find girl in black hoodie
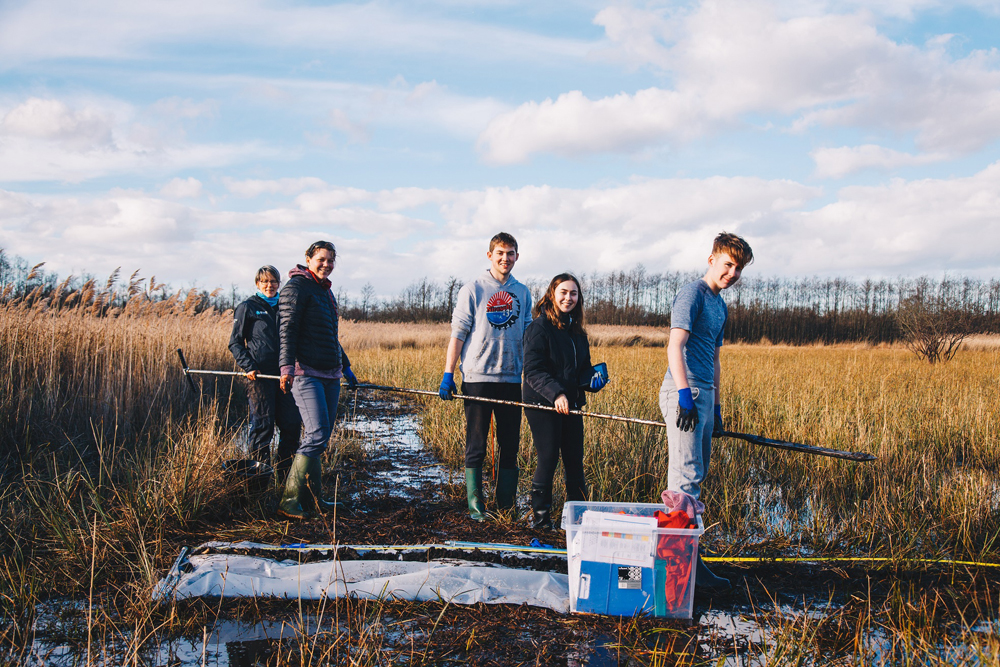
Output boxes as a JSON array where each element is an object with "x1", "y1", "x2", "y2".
[{"x1": 522, "y1": 273, "x2": 607, "y2": 529}]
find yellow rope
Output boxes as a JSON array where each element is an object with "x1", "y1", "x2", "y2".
[{"x1": 703, "y1": 556, "x2": 1000, "y2": 568}]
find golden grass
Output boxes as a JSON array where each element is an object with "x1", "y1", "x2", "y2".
[
  {"x1": 3, "y1": 305, "x2": 1000, "y2": 664},
  {"x1": 351, "y1": 342, "x2": 1000, "y2": 564},
  {"x1": 340, "y1": 320, "x2": 451, "y2": 350}
]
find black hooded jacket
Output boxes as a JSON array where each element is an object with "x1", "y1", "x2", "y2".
[
  {"x1": 522, "y1": 314, "x2": 595, "y2": 410},
  {"x1": 278, "y1": 266, "x2": 351, "y2": 372},
  {"x1": 229, "y1": 294, "x2": 280, "y2": 375}
]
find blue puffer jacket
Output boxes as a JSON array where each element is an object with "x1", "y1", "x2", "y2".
[{"x1": 278, "y1": 265, "x2": 351, "y2": 372}]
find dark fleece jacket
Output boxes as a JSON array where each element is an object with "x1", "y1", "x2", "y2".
[{"x1": 228, "y1": 294, "x2": 280, "y2": 374}]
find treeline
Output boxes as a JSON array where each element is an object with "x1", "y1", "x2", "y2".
[
  {"x1": 338, "y1": 267, "x2": 1000, "y2": 344},
  {"x1": 4, "y1": 248, "x2": 999, "y2": 343}
]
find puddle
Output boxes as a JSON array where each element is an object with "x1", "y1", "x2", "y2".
[{"x1": 341, "y1": 409, "x2": 454, "y2": 498}]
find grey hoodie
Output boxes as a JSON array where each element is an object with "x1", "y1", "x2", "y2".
[{"x1": 451, "y1": 271, "x2": 533, "y2": 383}]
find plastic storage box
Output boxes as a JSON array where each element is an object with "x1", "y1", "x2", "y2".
[{"x1": 562, "y1": 501, "x2": 704, "y2": 619}]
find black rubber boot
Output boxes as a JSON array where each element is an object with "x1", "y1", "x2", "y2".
[
  {"x1": 304, "y1": 455, "x2": 340, "y2": 514},
  {"x1": 696, "y1": 554, "x2": 732, "y2": 593},
  {"x1": 495, "y1": 468, "x2": 519, "y2": 512},
  {"x1": 465, "y1": 468, "x2": 486, "y2": 522},
  {"x1": 277, "y1": 454, "x2": 311, "y2": 520},
  {"x1": 530, "y1": 483, "x2": 552, "y2": 530}
]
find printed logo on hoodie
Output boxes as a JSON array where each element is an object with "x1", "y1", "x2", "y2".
[{"x1": 486, "y1": 290, "x2": 520, "y2": 329}]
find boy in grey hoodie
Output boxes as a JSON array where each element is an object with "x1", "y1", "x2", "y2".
[{"x1": 439, "y1": 232, "x2": 533, "y2": 521}]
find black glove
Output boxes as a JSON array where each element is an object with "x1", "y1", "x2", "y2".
[
  {"x1": 712, "y1": 404, "x2": 724, "y2": 437},
  {"x1": 676, "y1": 387, "x2": 699, "y2": 432}
]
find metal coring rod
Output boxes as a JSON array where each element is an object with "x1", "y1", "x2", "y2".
[
  {"x1": 356, "y1": 383, "x2": 876, "y2": 462},
  {"x1": 175, "y1": 349, "x2": 876, "y2": 462}
]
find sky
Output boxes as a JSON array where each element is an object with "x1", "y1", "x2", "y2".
[{"x1": 1, "y1": 0, "x2": 1000, "y2": 295}]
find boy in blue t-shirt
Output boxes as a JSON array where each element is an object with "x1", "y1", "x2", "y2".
[{"x1": 659, "y1": 231, "x2": 753, "y2": 593}]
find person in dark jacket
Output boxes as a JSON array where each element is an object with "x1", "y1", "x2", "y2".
[
  {"x1": 228, "y1": 265, "x2": 302, "y2": 481},
  {"x1": 522, "y1": 273, "x2": 607, "y2": 529},
  {"x1": 277, "y1": 240, "x2": 359, "y2": 520}
]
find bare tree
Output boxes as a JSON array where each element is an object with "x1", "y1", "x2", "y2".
[
  {"x1": 360, "y1": 282, "x2": 376, "y2": 321},
  {"x1": 895, "y1": 285, "x2": 973, "y2": 364}
]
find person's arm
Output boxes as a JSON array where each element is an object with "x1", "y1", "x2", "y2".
[
  {"x1": 443, "y1": 336, "x2": 463, "y2": 374},
  {"x1": 278, "y1": 283, "x2": 302, "y2": 393},
  {"x1": 668, "y1": 328, "x2": 698, "y2": 432},
  {"x1": 228, "y1": 302, "x2": 258, "y2": 377},
  {"x1": 438, "y1": 336, "x2": 463, "y2": 399},
  {"x1": 441, "y1": 284, "x2": 473, "y2": 399},
  {"x1": 667, "y1": 328, "x2": 690, "y2": 391}
]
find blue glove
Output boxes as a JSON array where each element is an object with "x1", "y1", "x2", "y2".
[
  {"x1": 713, "y1": 404, "x2": 724, "y2": 437},
  {"x1": 676, "y1": 388, "x2": 698, "y2": 432},
  {"x1": 439, "y1": 372, "x2": 457, "y2": 400},
  {"x1": 342, "y1": 366, "x2": 358, "y2": 390},
  {"x1": 589, "y1": 366, "x2": 608, "y2": 391}
]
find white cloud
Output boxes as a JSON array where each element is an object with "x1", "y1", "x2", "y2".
[
  {"x1": 224, "y1": 177, "x2": 328, "y2": 198},
  {"x1": 1, "y1": 97, "x2": 114, "y2": 151},
  {"x1": 0, "y1": 0, "x2": 590, "y2": 68},
  {"x1": 160, "y1": 177, "x2": 204, "y2": 199},
  {"x1": 477, "y1": 88, "x2": 704, "y2": 164},
  {"x1": 764, "y1": 161, "x2": 1000, "y2": 274},
  {"x1": 479, "y1": 0, "x2": 1000, "y2": 165},
  {"x1": 811, "y1": 144, "x2": 949, "y2": 178},
  {"x1": 327, "y1": 109, "x2": 369, "y2": 143},
  {"x1": 148, "y1": 97, "x2": 219, "y2": 120},
  {"x1": 6, "y1": 163, "x2": 1000, "y2": 293},
  {"x1": 0, "y1": 96, "x2": 275, "y2": 183}
]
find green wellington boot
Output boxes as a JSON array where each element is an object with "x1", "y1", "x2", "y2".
[
  {"x1": 465, "y1": 467, "x2": 487, "y2": 522},
  {"x1": 304, "y1": 455, "x2": 341, "y2": 514},
  {"x1": 495, "y1": 467, "x2": 519, "y2": 512},
  {"x1": 277, "y1": 454, "x2": 312, "y2": 520}
]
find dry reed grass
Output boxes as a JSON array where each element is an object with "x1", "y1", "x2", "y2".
[
  {"x1": 339, "y1": 321, "x2": 451, "y2": 350},
  {"x1": 390, "y1": 343, "x2": 1000, "y2": 564},
  {"x1": 3, "y1": 302, "x2": 999, "y2": 664}
]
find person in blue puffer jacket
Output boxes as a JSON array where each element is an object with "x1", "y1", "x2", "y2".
[
  {"x1": 228, "y1": 265, "x2": 302, "y2": 482},
  {"x1": 277, "y1": 241, "x2": 359, "y2": 520}
]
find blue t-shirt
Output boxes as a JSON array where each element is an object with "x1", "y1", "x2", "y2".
[{"x1": 669, "y1": 280, "x2": 727, "y2": 387}]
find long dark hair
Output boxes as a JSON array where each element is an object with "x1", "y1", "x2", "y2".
[{"x1": 532, "y1": 273, "x2": 585, "y2": 334}]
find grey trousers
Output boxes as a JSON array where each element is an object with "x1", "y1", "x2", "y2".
[
  {"x1": 658, "y1": 373, "x2": 715, "y2": 501},
  {"x1": 290, "y1": 375, "x2": 341, "y2": 459}
]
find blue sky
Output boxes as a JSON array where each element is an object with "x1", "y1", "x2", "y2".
[{"x1": 1, "y1": 0, "x2": 999, "y2": 294}]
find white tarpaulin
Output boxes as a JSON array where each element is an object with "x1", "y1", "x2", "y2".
[{"x1": 153, "y1": 549, "x2": 570, "y2": 613}]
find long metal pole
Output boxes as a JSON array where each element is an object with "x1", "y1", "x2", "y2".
[
  {"x1": 175, "y1": 351, "x2": 875, "y2": 462},
  {"x1": 355, "y1": 383, "x2": 876, "y2": 462}
]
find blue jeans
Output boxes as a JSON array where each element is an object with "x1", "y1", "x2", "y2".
[
  {"x1": 290, "y1": 376, "x2": 341, "y2": 459},
  {"x1": 658, "y1": 372, "x2": 715, "y2": 500}
]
